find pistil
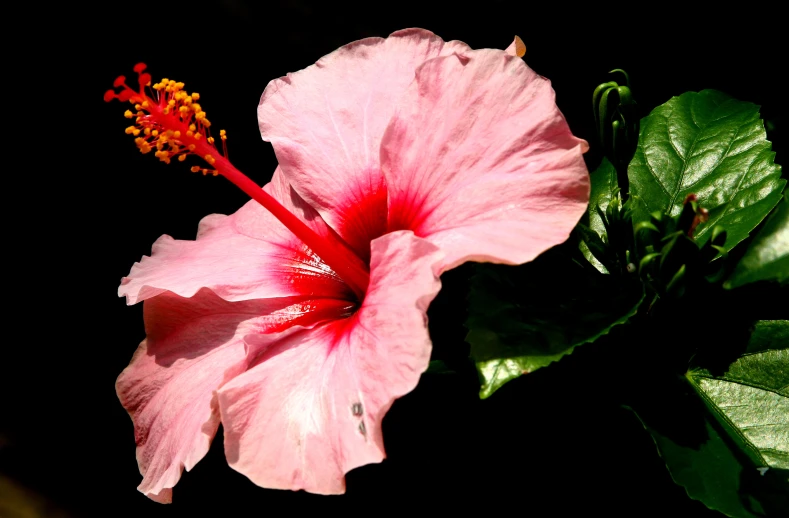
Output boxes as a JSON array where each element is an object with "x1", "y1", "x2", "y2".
[{"x1": 105, "y1": 64, "x2": 370, "y2": 299}]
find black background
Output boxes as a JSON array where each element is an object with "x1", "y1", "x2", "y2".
[{"x1": 4, "y1": 1, "x2": 784, "y2": 515}]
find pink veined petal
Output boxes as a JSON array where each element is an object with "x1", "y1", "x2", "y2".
[
  {"x1": 381, "y1": 49, "x2": 590, "y2": 273},
  {"x1": 117, "y1": 288, "x2": 355, "y2": 502},
  {"x1": 257, "y1": 28, "x2": 470, "y2": 262},
  {"x1": 118, "y1": 168, "x2": 352, "y2": 305},
  {"x1": 217, "y1": 231, "x2": 444, "y2": 494}
]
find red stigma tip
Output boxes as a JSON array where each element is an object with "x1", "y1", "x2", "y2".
[
  {"x1": 118, "y1": 90, "x2": 133, "y2": 102},
  {"x1": 133, "y1": 63, "x2": 147, "y2": 73},
  {"x1": 104, "y1": 90, "x2": 117, "y2": 102},
  {"x1": 113, "y1": 75, "x2": 127, "y2": 88},
  {"x1": 138, "y1": 72, "x2": 152, "y2": 87}
]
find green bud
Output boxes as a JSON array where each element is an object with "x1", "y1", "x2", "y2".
[
  {"x1": 665, "y1": 264, "x2": 687, "y2": 298},
  {"x1": 639, "y1": 252, "x2": 661, "y2": 276}
]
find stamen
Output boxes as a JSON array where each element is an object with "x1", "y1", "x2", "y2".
[{"x1": 105, "y1": 64, "x2": 370, "y2": 299}]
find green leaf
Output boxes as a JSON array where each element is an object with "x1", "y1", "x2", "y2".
[
  {"x1": 634, "y1": 321, "x2": 789, "y2": 517},
  {"x1": 726, "y1": 194, "x2": 789, "y2": 289},
  {"x1": 466, "y1": 244, "x2": 643, "y2": 398},
  {"x1": 589, "y1": 157, "x2": 619, "y2": 237},
  {"x1": 579, "y1": 158, "x2": 618, "y2": 272},
  {"x1": 628, "y1": 89, "x2": 785, "y2": 251}
]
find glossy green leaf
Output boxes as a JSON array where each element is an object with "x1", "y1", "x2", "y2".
[
  {"x1": 589, "y1": 157, "x2": 619, "y2": 237},
  {"x1": 628, "y1": 90, "x2": 785, "y2": 251},
  {"x1": 466, "y1": 244, "x2": 643, "y2": 398},
  {"x1": 580, "y1": 158, "x2": 618, "y2": 272},
  {"x1": 635, "y1": 321, "x2": 789, "y2": 517},
  {"x1": 726, "y1": 194, "x2": 789, "y2": 289}
]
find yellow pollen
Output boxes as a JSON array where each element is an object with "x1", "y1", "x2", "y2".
[{"x1": 113, "y1": 68, "x2": 227, "y2": 177}]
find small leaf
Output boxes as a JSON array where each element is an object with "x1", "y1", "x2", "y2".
[
  {"x1": 726, "y1": 194, "x2": 789, "y2": 289},
  {"x1": 466, "y1": 244, "x2": 643, "y2": 398},
  {"x1": 628, "y1": 90, "x2": 785, "y2": 251},
  {"x1": 633, "y1": 321, "x2": 789, "y2": 517},
  {"x1": 579, "y1": 158, "x2": 618, "y2": 272},
  {"x1": 589, "y1": 157, "x2": 618, "y2": 237}
]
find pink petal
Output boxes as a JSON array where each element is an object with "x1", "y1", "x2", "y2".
[
  {"x1": 116, "y1": 290, "x2": 257, "y2": 502},
  {"x1": 217, "y1": 231, "x2": 443, "y2": 494},
  {"x1": 118, "y1": 168, "x2": 352, "y2": 305},
  {"x1": 257, "y1": 28, "x2": 469, "y2": 261},
  {"x1": 382, "y1": 49, "x2": 590, "y2": 272},
  {"x1": 117, "y1": 288, "x2": 355, "y2": 502}
]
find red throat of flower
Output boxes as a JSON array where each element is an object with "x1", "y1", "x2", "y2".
[{"x1": 105, "y1": 64, "x2": 370, "y2": 299}]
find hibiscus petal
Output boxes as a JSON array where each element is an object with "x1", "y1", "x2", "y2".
[
  {"x1": 257, "y1": 28, "x2": 470, "y2": 261},
  {"x1": 117, "y1": 289, "x2": 262, "y2": 502},
  {"x1": 381, "y1": 49, "x2": 590, "y2": 272},
  {"x1": 118, "y1": 169, "x2": 352, "y2": 305},
  {"x1": 217, "y1": 231, "x2": 443, "y2": 494},
  {"x1": 118, "y1": 287, "x2": 354, "y2": 502}
]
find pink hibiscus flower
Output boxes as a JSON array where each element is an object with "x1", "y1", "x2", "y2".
[{"x1": 106, "y1": 28, "x2": 589, "y2": 503}]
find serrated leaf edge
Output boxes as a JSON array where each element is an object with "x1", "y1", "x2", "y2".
[{"x1": 476, "y1": 286, "x2": 644, "y2": 399}]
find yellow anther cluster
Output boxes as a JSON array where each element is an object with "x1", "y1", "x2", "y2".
[
  {"x1": 149, "y1": 79, "x2": 212, "y2": 129},
  {"x1": 119, "y1": 75, "x2": 228, "y2": 175}
]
